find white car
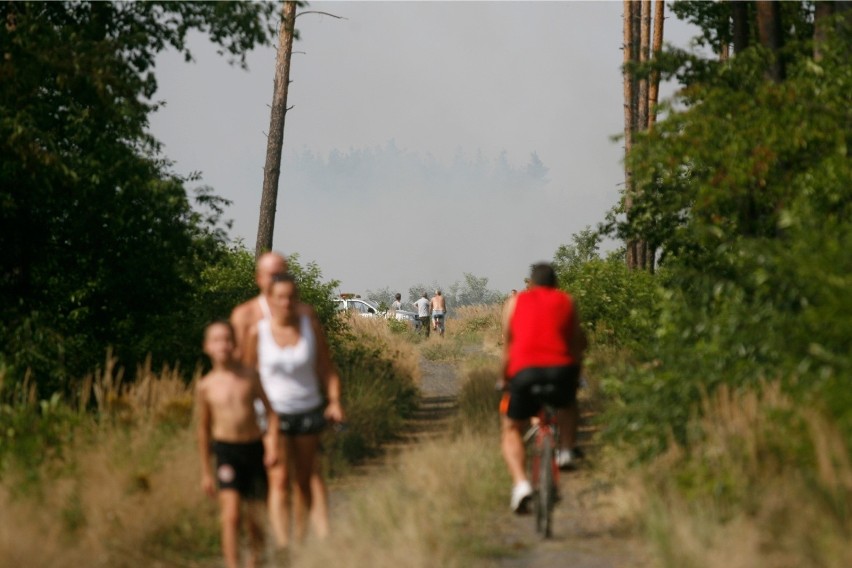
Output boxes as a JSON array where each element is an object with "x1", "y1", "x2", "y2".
[{"x1": 333, "y1": 296, "x2": 418, "y2": 324}]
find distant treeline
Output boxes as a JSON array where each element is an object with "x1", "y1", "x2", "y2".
[{"x1": 281, "y1": 142, "x2": 550, "y2": 197}]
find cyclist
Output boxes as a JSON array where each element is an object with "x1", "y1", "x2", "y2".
[
  {"x1": 500, "y1": 262, "x2": 586, "y2": 513},
  {"x1": 430, "y1": 289, "x2": 446, "y2": 334}
]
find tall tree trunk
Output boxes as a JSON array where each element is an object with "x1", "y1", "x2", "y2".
[
  {"x1": 623, "y1": 0, "x2": 638, "y2": 270},
  {"x1": 256, "y1": 1, "x2": 297, "y2": 257},
  {"x1": 813, "y1": 1, "x2": 835, "y2": 62},
  {"x1": 635, "y1": 0, "x2": 652, "y2": 269},
  {"x1": 647, "y1": 0, "x2": 664, "y2": 274},
  {"x1": 756, "y1": 1, "x2": 785, "y2": 82},
  {"x1": 648, "y1": 0, "x2": 664, "y2": 131},
  {"x1": 732, "y1": 1, "x2": 750, "y2": 54}
]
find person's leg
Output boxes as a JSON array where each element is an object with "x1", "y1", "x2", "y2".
[
  {"x1": 267, "y1": 435, "x2": 291, "y2": 550},
  {"x1": 558, "y1": 401, "x2": 579, "y2": 451},
  {"x1": 218, "y1": 490, "x2": 241, "y2": 568},
  {"x1": 501, "y1": 415, "x2": 528, "y2": 484},
  {"x1": 309, "y1": 457, "x2": 330, "y2": 538},
  {"x1": 290, "y1": 434, "x2": 320, "y2": 543},
  {"x1": 244, "y1": 500, "x2": 265, "y2": 568}
]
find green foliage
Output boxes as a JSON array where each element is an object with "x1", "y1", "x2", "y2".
[
  {"x1": 553, "y1": 228, "x2": 660, "y2": 349},
  {"x1": 0, "y1": 1, "x2": 277, "y2": 395},
  {"x1": 598, "y1": 10, "x2": 852, "y2": 460},
  {"x1": 0, "y1": 391, "x2": 80, "y2": 486}
]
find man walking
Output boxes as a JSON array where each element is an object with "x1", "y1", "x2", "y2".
[{"x1": 413, "y1": 292, "x2": 431, "y2": 337}]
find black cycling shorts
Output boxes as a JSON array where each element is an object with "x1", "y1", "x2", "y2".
[
  {"x1": 503, "y1": 364, "x2": 580, "y2": 420},
  {"x1": 211, "y1": 439, "x2": 268, "y2": 500}
]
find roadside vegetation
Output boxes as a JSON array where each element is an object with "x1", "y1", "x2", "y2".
[
  {"x1": 566, "y1": 5, "x2": 852, "y2": 566},
  {"x1": 0, "y1": 260, "x2": 420, "y2": 565}
]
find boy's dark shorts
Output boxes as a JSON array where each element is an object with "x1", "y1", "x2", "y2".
[
  {"x1": 212, "y1": 439, "x2": 268, "y2": 500},
  {"x1": 501, "y1": 364, "x2": 580, "y2": 420},
  {"x1": 277, "y1": 406, "x2": 327, "y2": 436}
]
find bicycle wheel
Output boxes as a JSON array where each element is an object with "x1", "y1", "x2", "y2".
[{"x1": 535, "y1": 433, "x2": 554, "y2": 537}]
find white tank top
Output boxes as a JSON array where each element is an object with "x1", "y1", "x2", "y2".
[{"x1": 257, "y1": 315, "x2": 323, "y2": 414}]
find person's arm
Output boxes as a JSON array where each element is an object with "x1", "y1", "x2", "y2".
[
  {"x1": 501, "y1": 295, "x2": 517, "y2": 383},
  {"x1": 310, "y1": 310, "x2": 344, "y2": 423},
  {"x1": 252, "y1": 371, "x2": 279, "y2": 466},
  {"x1": 241, "y1": 325, "x2": 259, "y2": 369},
  {"x1": 567, "y1": 304, "x2": 587, "y2": 366},
  {"x1": 195, "y1": 379, "x2": 215, "y2": 497},
  {"x1": 230, "y1": 304, "x2": 250, "y2": 361}
]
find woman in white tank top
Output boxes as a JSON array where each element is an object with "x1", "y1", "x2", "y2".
[{"x1": 242, "y1": 274, "x2": 344, "y2": 548}]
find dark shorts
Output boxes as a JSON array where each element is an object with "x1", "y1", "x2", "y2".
[
  {"x1": 211, "y1": 439, "x2": 268, "y2": 500},
  {"x1": 501, "y1": 364, "x2": 580, "y2": 420},
  {"x1": 278, "y1": 406, "x2": 327, "y2": 436}
]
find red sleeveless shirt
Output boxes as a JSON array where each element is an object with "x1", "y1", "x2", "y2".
[{"x1": 506, "y1": 287, "x2": 575, "y2": 378}]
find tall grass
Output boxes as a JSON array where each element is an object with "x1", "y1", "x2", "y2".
[
  {"x1": 293, "y1": 433, "x2": 508, "y2": 568},
  {"x1": 0, "y1": 361, "x2": 219, "y2": 567},
  {"x1": 0, "y1": 314, "x2": 422, "y2": 565},
  {"x1": 642, "y1": 382, "x2": 852, "y2": 568},
  {"x1": 326, "y1": 315, "x2": 421, "y2": 475}
]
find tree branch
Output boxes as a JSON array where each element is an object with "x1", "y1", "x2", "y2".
[{"x1": 296, "y1": 11, "x2": 347, "y2": 20}]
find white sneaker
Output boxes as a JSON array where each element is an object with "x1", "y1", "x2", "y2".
[
  {"x1": 557, "y1": 449, "x2": 577, "y2": 471},
  {"x1": 510, "y1": 480, "x2": 533, "y2": 514}
]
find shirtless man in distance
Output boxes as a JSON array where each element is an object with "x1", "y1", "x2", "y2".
[
  {"x1": 430, "y1": 289, "x2": 446, "y2": 332},
  {"x1": 197, "y1": 321, "x2": 279, "y2": 568},
  {"x1": 230, "y1": 252, "x2": 332, "y2": 541}
]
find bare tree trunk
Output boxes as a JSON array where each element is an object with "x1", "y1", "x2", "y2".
[
  {"x1": 255, "y1": 1, "x2": 297, "y2": 257},
  {"x1": 732, "y1": 1, "x2": 750, "y2": 54},
  {"x1": 814, "y1": 1, "x2": 835, "y2": 61},
  {"x1": 623, "y1": 0, "x2": 638, "y2": 269},
  {"x1": 647, "y1": 0, "x2": 664, "y2": 273},
  {"x1": 648, "y1": 0, "x2": 664, "y2": 130},
  {"x1": 634, "y1": 1, "x2": 652, "y2": 269},
  {"x1": 756, "y1": 0, "x2": 785, "y2": 82}
]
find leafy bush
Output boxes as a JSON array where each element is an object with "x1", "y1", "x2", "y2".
[{"x1": 553, "y1": 228, "x2": 660, "y2": 349}]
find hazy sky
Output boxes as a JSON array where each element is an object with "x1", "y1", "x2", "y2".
[{"x1": 149, "y1": 1, "x2": 697, "y2": 297}]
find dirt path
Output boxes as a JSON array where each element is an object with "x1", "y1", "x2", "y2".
[
  {"x1": 324, "y1": 346, "x2": 651, "y2": 568},
  {"x1": 488, "y1": 412, "x2": 650, "y2": 568},
  {"x1": 413, "y1": 349, "x2": 651, "y2": 568}
]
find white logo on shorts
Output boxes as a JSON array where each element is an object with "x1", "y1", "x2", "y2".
[{"x1": 217, "y1": 464, "x2": 236, "y2": 484}]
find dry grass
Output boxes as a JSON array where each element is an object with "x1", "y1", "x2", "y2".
[
  {"x1": 344, "y1": 314, "x2": 421, "y2": 385},
  {"x1": 293, "y1": 432, "x2": 507, "y2": 568},
  {"x1": 642, "y1": 382, "x2": 852, "y2": 568},
  {"x1": 0, "y1": 362, "x2": 217, "y2": 567},
  {"x1": 451, "y1": 304, "x2": 504, "y2": 354}
]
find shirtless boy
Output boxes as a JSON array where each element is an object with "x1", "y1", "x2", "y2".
[{"x1": 197, "y1": 321, "x2": 280, "y2": 568}]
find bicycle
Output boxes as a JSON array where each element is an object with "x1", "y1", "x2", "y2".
[{"x1": 523, "y1": 387, "x2": 560, "y2": 538}]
